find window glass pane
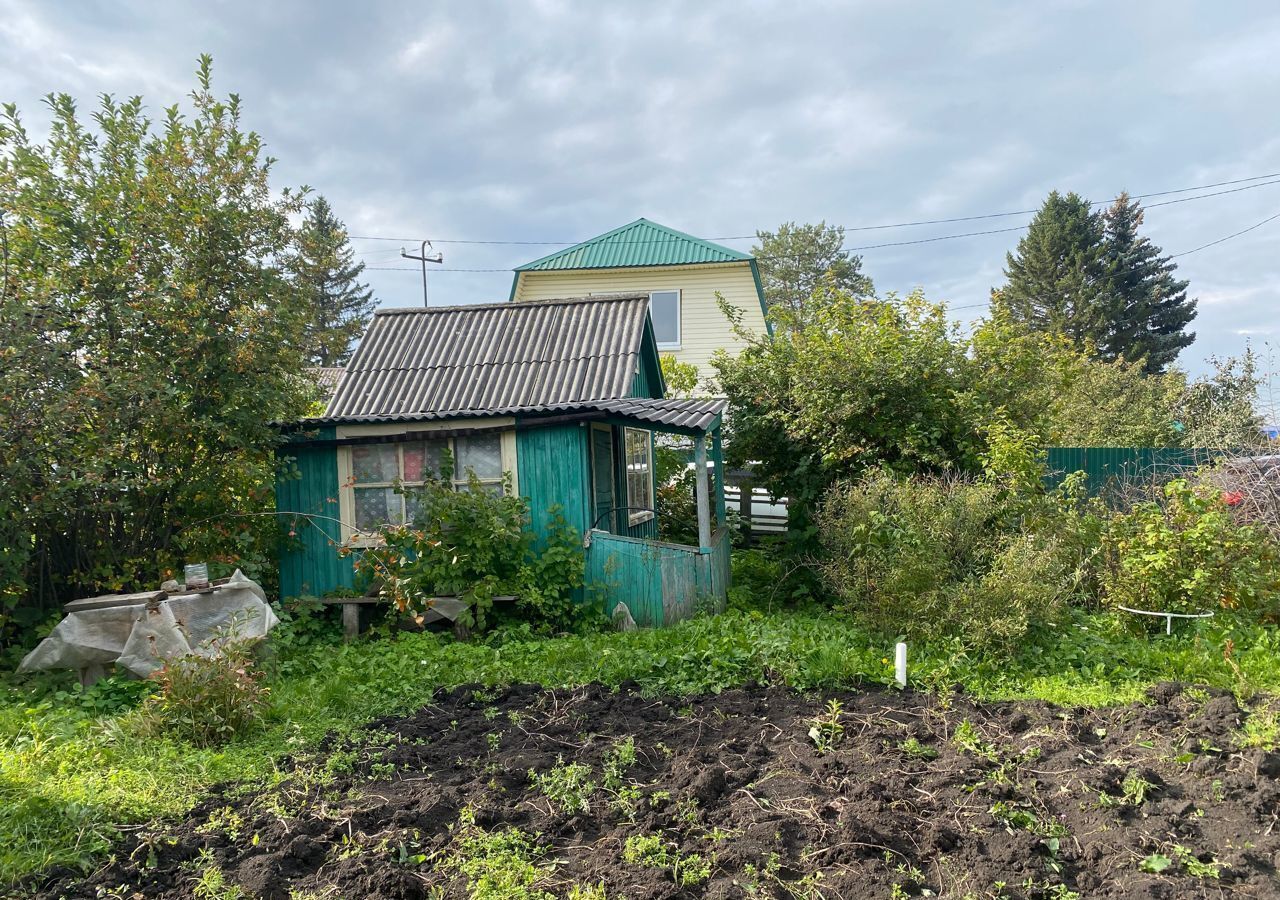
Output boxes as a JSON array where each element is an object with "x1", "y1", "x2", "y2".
[
  {"x1": 352, "y1": 445, "x2": 397, "y2": 483},
  {"x1": 404, "y1": 490, "x2": 422, "y2": 524},
  {"x1": 402, "y1": 440, "x2": 446, "y2": 482},
  {"x1": 457, "y1": 433, "x2": 502, "y2": 480},
  {"x1": 649, "y1": 291, "x2": 679, "y2": 346},
  {"x1": 354, "y1": 486, "x2": 401, "y2": 530},
  {"x1": 457, "y1": 480, "x2": 504, "y2": 497},
  {"x1": 624, "y1": 428, "x2": 652, "y2": 508}
]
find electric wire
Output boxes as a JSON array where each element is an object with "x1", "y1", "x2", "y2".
[{"x1": 347, "y1": 171, "x2": 1280, "y2": 247}]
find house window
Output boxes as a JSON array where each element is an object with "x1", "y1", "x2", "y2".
[
  {"x1": 349, "y1": 433, "x2": 505, "y2": 532},
  {"x1": 649, "y1": 290, "x2": 680, "y2": 349},
  {"x1": 624, "y1": 427, "x2": 654, "y2": 524}
]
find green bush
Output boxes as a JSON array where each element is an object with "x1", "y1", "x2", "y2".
[
  {"x1": 352, "y1": 471, "x2": 584, "y2": 633},
  {"x1": 1099, "y1": 478, "x2": 1280, "y2": 619},
  {"x1": 134, "y1": 638, "x2": 269, "y2": 748},
  {"x1": 816, "y1": 470, "x2": 1075, "y2": 653}
]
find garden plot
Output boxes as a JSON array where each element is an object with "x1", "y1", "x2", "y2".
[{"x1": 25, "y1": 683, "x2": 1280, "y2": 900}]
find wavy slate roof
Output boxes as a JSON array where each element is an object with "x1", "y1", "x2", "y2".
[
  {"x1": 322, "y1": 294, "x2": 654, "y2": 421},
  {"x1": 513, "y1": 218, "x2": 752, "y2": 272}
]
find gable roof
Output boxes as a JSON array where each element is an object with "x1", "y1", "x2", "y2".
[
  {"x1": 321, "y1": 294, "x2": 661, "y2": 422},
  {"x1": 514, "y1": 218, "x2": 752, "y2": 273},
  {"x1": 304, "y1": 366, "x2": 344, "y2": 399}
]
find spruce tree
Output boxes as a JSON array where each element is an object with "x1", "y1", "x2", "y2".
[
  {"x1": 998, "y1": 191, "x2": 1111, "y2": 347},
  {"x1": 1100, "y1": 193, "x2": 1197, "y2": 373},
  {"x1": 293, "y1": 196, "x2": 376, "y2": 366}
]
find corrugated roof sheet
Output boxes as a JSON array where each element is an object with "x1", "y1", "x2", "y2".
[
  {"x1": 514, "y1": 218, "x2": 752, "y2": 272},
  {"x1": 322, "y1": 294, "x2": 652, "y2": 421},
  {"x1": 305, "y1": 397, "x2": 727, "y2": 433},
  {"x1": 304, "y1": 366, "x2": 344, "y2": 395}
]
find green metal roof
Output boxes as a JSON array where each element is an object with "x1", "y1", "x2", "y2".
[{"x1": 513, "y1": 218, "x2": 753, "y2": 272}]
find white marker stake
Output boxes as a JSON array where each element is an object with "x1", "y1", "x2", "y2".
[{"x1": 895, "y1": 642, "x2": 907, "y2": 688}]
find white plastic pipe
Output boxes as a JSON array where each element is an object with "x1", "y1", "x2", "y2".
[{"x1": 895, "y1": 642, "x2": 907, "y2": 688}]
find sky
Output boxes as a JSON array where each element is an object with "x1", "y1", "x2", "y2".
[{"x1": 2, "y1": 0, "x2": 1278, "y2": 378}]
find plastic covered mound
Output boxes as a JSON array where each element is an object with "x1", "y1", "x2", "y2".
[{"x1": 17, "y1": 569, "x2": 278, "y2": 678}]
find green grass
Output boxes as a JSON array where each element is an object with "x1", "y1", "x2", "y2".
[{"x1": 3, "y1": 602, "x2": 1280, "y2": 885}]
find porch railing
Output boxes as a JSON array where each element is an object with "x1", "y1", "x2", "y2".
[{"x1": 585, "y1": 526, "x2": 730, "y2": 627}]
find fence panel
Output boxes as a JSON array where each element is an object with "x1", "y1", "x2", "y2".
[{"x1": 1045, "y1": 446, "x2": 1224, "y2": 497}]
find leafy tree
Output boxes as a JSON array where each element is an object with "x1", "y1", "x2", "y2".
[
  {"x1": 1100, "y1": 193, "x2": 1197, "y2": 373},
  {"x1": 753, "y1": 221, "x2": 874, "y2": 328},
  {"x1": 292, "y1": 195, "x2": 376, "y2": 366},
  {"x1": 1173, "y1": 351, "x2": 1261, "y2": 448},
  {"x1": 714, "y1": 288, "x2": 979, "y2": 539},
  {"x1": 0, "y1": 56, "x2": 310, "y2": 629},
  {"x1": 659, "y1": 353, "x2": 699, "y2": 398},
  {"x1": 997, "y1": 191, "x2": 1110, "y2": 347}
]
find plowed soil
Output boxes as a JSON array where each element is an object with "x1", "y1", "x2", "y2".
[{"x1": 25, "y1": 682, "x2": 1280, "y2": 899}]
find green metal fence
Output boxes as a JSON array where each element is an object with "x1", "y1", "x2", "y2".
[{"x1": 1044, "y1": 446, "x2": 1224, "y2": 497}]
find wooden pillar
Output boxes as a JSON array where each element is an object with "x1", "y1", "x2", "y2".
[
  {"x1": 737, "y1": 475, "x2": 753, "y2": 547},
  {"x1": 342, "y1": 602, "x2": 361, "y2": 640},
  {"x1": 694, "y1": 433, "x2": 712, "y2": 551},
  {"x1": 711, "y1": 427, "x2": 727, "y2": 528}
]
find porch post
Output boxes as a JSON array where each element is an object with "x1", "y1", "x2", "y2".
[
  {"x1": 694, "y1": 432, "x2": 712, "y2": 550},
  {"x1": 711, "y1": 426, "x2": 727, "y2": 527}
]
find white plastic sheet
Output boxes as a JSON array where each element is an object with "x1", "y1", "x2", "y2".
[{"x1": 18, "y1": 569, "x2": 278, "y2": 678}]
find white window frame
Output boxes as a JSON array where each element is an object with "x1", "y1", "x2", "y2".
[
  {"x1": 624, "y1": 427, "x2": 654, "y2": 526},
  {"x1": 648, "y1": 289, "x2": 681, "y2": 350},
  {"x1": 336, "y1": 420, "x2": 518, "y2": 545}
]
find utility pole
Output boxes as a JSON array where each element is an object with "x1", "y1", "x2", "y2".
[{"x1": 400, "y1": 240, "x2": 443, "y2": 307}]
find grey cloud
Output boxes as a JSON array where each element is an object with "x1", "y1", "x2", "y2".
[{"x1": 1, "y1": 0, "x2": 1278, "y2": 376}]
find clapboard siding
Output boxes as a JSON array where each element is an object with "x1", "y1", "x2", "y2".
[{"x1": 513, "y1": 262, "x2": 767, "y2": 383}]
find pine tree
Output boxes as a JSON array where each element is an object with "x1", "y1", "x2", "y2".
[
  {"x1": 754, "y1": 221, "x2": 874, "y2": 329},
  {"x1": 293, "y1": 196, "x2": 376, "y2": 366},
  {"x1": 1100, "y1": 193, "x2": 1197, "y2": 373},
  {"x1": 997, "y1": 191, "x2": 1111, "y2": 347}
]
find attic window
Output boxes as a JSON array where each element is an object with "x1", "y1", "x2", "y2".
[{"x1": 649, "y1": 290, "x2": 681, "y2": 349}]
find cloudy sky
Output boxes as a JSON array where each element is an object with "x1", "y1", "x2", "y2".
[{"x1": 3, "y1": 0, "x2": 1278, "y2": 376}]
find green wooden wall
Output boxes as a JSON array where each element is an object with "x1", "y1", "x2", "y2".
[
  {"x1": 1045, "y1": 446, "x2": 1223, "y2": 496},
  {"x1": 276, "y1": 428, "x2": 356, "y2": 599},
  {"x1": 516, "y1": 423, "x2": 592, "y2": 541}
]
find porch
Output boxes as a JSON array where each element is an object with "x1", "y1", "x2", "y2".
[{"x1": 580, "y1": 418, "x2": 731, "y2": 627}]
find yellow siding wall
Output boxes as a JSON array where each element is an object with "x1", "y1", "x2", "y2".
[{"x1": 513, "y1": 263, "x2": 767, "y2": 387}]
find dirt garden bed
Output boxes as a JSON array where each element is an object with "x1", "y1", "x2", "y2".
[{"x1": 24, "y1": 682, "x2": 1280, "y2": 899}]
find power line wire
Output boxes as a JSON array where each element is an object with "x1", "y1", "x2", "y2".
[
  {"x1": 1170, "y1": 210, "x2": 1280, "y2": 257},
  {"x1": 347, "y1": 171, "x2": 1280, "y2": 246}
]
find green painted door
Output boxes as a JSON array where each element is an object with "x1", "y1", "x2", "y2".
[{"x1": 590, "y1": 425, "x2": 616, "y2": 532}]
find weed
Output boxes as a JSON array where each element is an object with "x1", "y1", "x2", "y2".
[
  {"x1": 566, "y1": 884, "x2": 608, "y2": 900},
  {"x1": 898, "y1": 736, "x2": 938, "y2": 760},
  {"x1": 808, "y1": 699, "x2": 845, "y2": 754},
  {"x1": 1139, "y1": 852, "x2": 1171, "y2": 874},
  {"x1": 952, "y1": 720, "x2": 997, "y2": 760},
  {"x1": 134, "y1": 637, "x2": 269, "y2": 748},
  {"x1": 622, "y1": 833, "x2": 712, "y2": 886},
  {"x1": 196, "y1": 806, "x2": 245, "y2": 841},
  {"x1": 1237, "y1": 708, "x2": 1279, "y2": 751},
  {"x1": 446, "y1": 808, "x2": 554, "y2": 900},
  {"x1": 528, "y1": 759, "x2": 596, "y2": 815},
  {"x1": 189, "y1": 849, "x2": 247, "y2": 900},
  {"x1": 1172, "y1": 845, "x2": 1222, "y2": 879},
  {"x1": 602, "y1": 737, "x2": 638, "y2": 790},
  {"x1": 1120, "y1": 773, "x2": 1156, "y2": 805},
  {"x1": 989, "y1": 801, "x2": 1037, "y2": 833}
]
